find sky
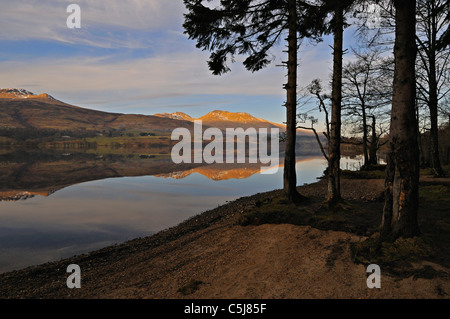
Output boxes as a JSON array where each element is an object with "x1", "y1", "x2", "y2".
[{"x1": 0, "y1": 0, "x2": 364, "y2": 127}]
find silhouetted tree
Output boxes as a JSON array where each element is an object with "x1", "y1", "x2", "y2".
[
  {"x1": 342, "y1": 48, "x2": 393, "y2": 167},
  {"x1": 321, "y1": 0, "x2": 356, "y2": 206},
  {"x1": 416, "y1": 0, "x2": 450, "y2": 177},
  {"x1": 183, "y1": 0, "x2": 324, "y2": 203},
  {"x1": 297, "y1": 79, "x2": 330, "y2": 161},
  {"x1": 381, "y1": 0, "x2": 421, "y2": 241}
]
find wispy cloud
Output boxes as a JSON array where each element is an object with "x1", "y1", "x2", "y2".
[
  {"x1": 0, "y1": 50, "x2": 286, "y2": 109},
  {"x1": 0, "y1": 0, "x2": 340, "y2": 124},
  {"x1": 0, "y1": 0, "x2": 185, "y2": 48}
]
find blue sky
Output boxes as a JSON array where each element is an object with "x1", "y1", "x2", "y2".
[{"x1": 0, "y1": 0, "x2": 363, "y2": 127}]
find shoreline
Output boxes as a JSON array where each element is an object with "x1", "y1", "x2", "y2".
[{"x1": 0, "y1": 178, "x2": 448, "y2": 299}]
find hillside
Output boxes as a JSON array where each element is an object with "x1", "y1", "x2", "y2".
[
  {"x1": 0, "y1": 89, "x2": 321, "y2": 154},
  {"x1": 0, "y1": 90, "x2": 314, "y2": 137},
  {"x1": 0, "y1": 88, "x2": 58, "y2": 101},
  {"x1": 154, "y1": 110, "x2": 313, "y2": 136},
  {"x1": 0, "y1": 89, "x2": 194, "y2": 133}
]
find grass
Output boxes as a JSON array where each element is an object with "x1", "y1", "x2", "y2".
[
  {"x1": 351, "y1": 234, "x2": 435, "y2": 265},
  {"x1": 239, "y1": 170, "x2": 449, "y2": 277},
  {"x1": 341, "y1": 164, "x2": 386, "y2": 179},
  {"x1": 350, "y1": 184, "x2": 450, "y2": 276},
  {"x1": 420, "y1": 165, "x2": 450, "y2": 176},
  {"x1": 238, "y1": 195, "x2": 382, "y2": 236},
  {"x1": 419, "y1": 184, "x2": 450, "y2": 202},
  {"x1": 83, "y1": 133, "x2": 170, "y2": 145},
  {"x1": 341, "y1": 164, "x2": 450, "y2": 180},
  {"x1": 178, "y1": 280, "x2": 203, "y2": 296},
  {"x1": 43, "y1": 134, "x2": 170, "y2": 146},
  {"x1": 81, "y1": 147, "x2": 172, "y2": 157},
  {"x1": 36, "y1": 133, "x2": 174, "y2": 157}
]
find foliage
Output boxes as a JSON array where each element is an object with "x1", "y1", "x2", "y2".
[
  {"x1": 238, "y1": 195, "x2": 382, "y2": 236},
  {"x1": 183, "y1": 0, "x2": 325, "y2": 75},
  {"x1": 351, "y1": 234, "x2": 435, "y2": 266},
  {"x1": 0, "y1": 127, "x2": 98, "y2": 142}
]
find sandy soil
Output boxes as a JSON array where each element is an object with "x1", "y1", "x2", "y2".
[{"x1": 0, "y1": 178, "x2": 448, "y2": 299}]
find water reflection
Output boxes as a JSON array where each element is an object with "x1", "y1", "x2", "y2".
[{"x1": 0, "y1": 149, "x2": 364, "y2": 273}]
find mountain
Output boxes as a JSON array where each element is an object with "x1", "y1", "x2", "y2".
[
  {"x1": 0, "y1": 88, "x2": 57, "y2": 101},
  {"x1": 0, "y1": 89, "x2": 313, "y2": 140},
  {"x1": 199, "y1": 110, "x2": 267, "y2": 123},
  {"x1": 155, "y1": 110, "x2": 312, "y2": 136},
  {"x1": 0, "y1": 89, "x2": 194, "y2": 133},
  {"x1": 153, "y1": 112, "x2": 194, "y2": 122}
]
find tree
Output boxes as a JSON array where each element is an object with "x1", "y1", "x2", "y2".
[
  {"x1": 435, "y1": 0, "x2": 450, "y2": 51},
  {"x1": 297, "y1": 79, "x2": 330, "y2": 161},
  {"x1": 367, "y1": 114, "x2": 389, "y2": 165},
  {"x1": 342, "y1": 48, "x2": 393, "y2": 167},
  {"x1": 416, "y1": 0, "x2": 450, "y2": 177},
  {"x1": 183, "y1": 0, "x2": 324, "y2": 203},
  {"x1": 360, "y1": 0, "x2": 449, "y2": 175},
  {"x1": 321, "y1": 0, "x2": 356, "y2": 206},
  {"x1": 380, "y1": 0, "x2": 421, "y2": 241}
]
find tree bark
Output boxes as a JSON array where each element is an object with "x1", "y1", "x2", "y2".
[
  {"x1": 380, "y1": 0, "x2": 420, "y2": 241},
  {"x1": 369, "y1": 115, "x2": 378, "y2": 165},
  {"x1": 283, "y1": 0, "x2": 304, "y2": 203},
  {"x1": 327, "y1": 5, "x2": 344, "y2": 206},
  {"x1": 418, "y1": 0, "x2": 445, "y2": 176},
  {"x1": 416, "y1": 103, "x2": 426, "y2": 167},
  {"x1": 428, "y1": 40, "x2": 444, "y2": 176},
  {"x1": 362, "y1": 103, "x2": 369, "y2": 166}
]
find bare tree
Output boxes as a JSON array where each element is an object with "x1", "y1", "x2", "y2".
[
  {"x1": 416, "y1": 0, "x2": 450, "y2": 176},
  {"x1": 297, "y1": 79, "x2": 330, "y2": 161},
  {"x1": 342, "y1": 47, "x2": 393, "y2": 166}
]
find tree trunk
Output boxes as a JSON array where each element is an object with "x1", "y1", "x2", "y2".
[
  {"x1": 416, "y1": 102, "x2": 426, "y2": 167},
  {"x1": 283, "y1": 0, "x2": 304, "y2": 203},
  {"x1": 362, "y1": 103, "x2": 369, "y2": 166},
  {"x1": 327, "y1": 6, "x2": 344, "y2": 206},
  {"x1": 428, "y1": 43, "x2": 444, "y2": 176},
  {"x1": 420, "y1": 0, "x2": 445, "y2": 176},
  {"x1": 369, "y1": 115, "x2": 378, "y2": 165},
  {"x1": 380, "y1": 0, "x2": 420, "y2": 241}
]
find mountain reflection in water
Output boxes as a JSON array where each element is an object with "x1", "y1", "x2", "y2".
[{"x1": 0, "y1": 149, "x2": 364, "y2": 273}]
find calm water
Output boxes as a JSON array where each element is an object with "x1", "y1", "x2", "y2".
[{"x1": 0, "y1": 152, "x2": 366, "y2": 273}]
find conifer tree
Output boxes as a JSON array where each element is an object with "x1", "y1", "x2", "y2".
[{"x1": 183, "y1": 0, "x2": 324, "y2": 202}]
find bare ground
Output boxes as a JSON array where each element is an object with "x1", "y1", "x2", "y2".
[{"x1": 0, "y1": 178, "x2": 448, "y2": 299}]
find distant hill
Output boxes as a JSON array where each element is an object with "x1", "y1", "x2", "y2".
[
  {"x1": 154, "y1": 112, "x2": 195, "y2": 122},
  {"x1": 0, "y1": 89, "x2": 320, "y2": 154},
  {"x1": 154, "y1": 110, "x2": 313, "y2": 136},
  {"x1": 0, "y1": 89, "x2": 194, "y2": 133},
  {"x1": 0, "y1": 89, "x2": 313, "y2": 136},
  {"x1": 0, "y1": 88, "x2": 58, "y2": 101}
]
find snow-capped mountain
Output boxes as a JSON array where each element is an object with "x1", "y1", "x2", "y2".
[{"x1": 0, "y1": 88, "x2": 57, "y2": 101}]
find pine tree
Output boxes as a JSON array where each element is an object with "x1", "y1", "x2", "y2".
[
  {"x1": 183, "y1": 0, "x2": 324, "y2": 203},
  {"x1": 381, "y1": 0, "x2": 421, "y2": 240},
  {"x1": 321, "y1": 0, "x2": 356, "y2": 206}
]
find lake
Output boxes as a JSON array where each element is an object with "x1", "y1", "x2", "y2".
[{"x1": 0, "y1": 150, "x2": 367, "y2": 273}]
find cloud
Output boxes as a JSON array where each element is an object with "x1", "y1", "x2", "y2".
[
  {"x1": 0, "y1": 0, "x2": 186, "y2": 48},
  {"x1": 0, "y1": 49, "x2": 287, "y2": 109},
  {"x1": 0, "y1": 0, "x2": 340, "y2": 123}
]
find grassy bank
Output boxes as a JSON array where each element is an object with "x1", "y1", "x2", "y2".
[{"x1": 239, "y1": 167, "x2": 450, "y2": 277}]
